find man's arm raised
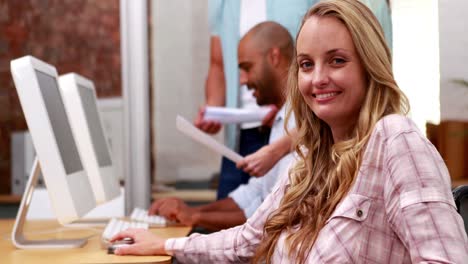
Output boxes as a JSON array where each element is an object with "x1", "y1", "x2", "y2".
[{"x1": 195, "y1": 36, "x2": 225, "y2": 134}]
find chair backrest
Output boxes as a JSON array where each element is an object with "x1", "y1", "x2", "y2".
[{"x1": 453, "y1": 185, "x2": 468, "y2": 236}]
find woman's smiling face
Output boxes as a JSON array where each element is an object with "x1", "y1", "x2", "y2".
[{"x1": 296, "y1": 16, "x2": 367, "y2": 140}]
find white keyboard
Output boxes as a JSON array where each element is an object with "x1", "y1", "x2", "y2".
[
  {"x1": 101, "y1": 218, "x2": 149, "y2": 242},
  {"x1": 130, "y1": 207, "x2": 168, "y2": 227}
]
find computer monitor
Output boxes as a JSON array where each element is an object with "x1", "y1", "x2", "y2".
[
  {"x1": 58, "y1": 73, "x2": 120, "y2": 204},
  {"x1": 10, "y1": 55, "x2": 97, "y2": 248}
]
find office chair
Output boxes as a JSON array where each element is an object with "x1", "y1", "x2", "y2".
[{"x1": 453, "y1": 185, "x2": 468, "y2": 236}]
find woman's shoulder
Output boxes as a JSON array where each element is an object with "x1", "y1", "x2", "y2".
[{"x1": 372, "y1": 114, "x2": 422, "y2": 142}]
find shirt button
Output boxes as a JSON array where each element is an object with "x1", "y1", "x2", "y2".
[{"x1": 356, "y1": 209, "x2": 363, "y2": 217}]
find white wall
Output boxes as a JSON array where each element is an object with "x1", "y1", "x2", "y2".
[
  {"x1": 151, "y1": 0, "x2": 222, "y2": 183},
  {"x1": 392, "y1": 0, "x2": 440, "y2": 132},
  {"x1": 392, "y1": 0, "x2": 468, "y2": 129},
  {"x1": 439, "y1": 0, "x2": 468, "y2": 121}
]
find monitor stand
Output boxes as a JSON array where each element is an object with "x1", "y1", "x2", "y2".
[{"x1": 11, "y1": 158, "x2": 89, "y2": 249}]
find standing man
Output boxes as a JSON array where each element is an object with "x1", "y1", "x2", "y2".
[
  {"x1": 195, "y1": 0, "x2": 317, "y2": 199},
  {"x1": 151, "y1": 22, "x2": 295, "y2": 231}
]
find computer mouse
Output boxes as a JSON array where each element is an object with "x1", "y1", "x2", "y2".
[{"x1": 107, "y1": 237, "x2": 134, "y2": 254}]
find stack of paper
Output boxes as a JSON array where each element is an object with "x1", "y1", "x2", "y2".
[{"x1": 204, "y1": 106, "x2": 271, "y2": 124}]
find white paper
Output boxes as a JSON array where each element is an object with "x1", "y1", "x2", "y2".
[
  {"x1": 204, "y1": 106, "x2": 271, "y2": 124},
  {"x1": 176, "y1": 115, "x2": 243, "y2": 163}
]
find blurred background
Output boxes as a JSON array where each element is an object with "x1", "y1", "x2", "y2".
[{"x1": 0, "y1": 0, "x2": 467, "y2": 217}]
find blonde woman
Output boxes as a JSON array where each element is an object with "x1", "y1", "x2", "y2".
[{"x1": 112, "y1": 0, "x2": 468, "y2": 262}]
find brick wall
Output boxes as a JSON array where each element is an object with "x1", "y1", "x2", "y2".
[{"x1": 0, "y1": 0, "x2": 121, "y2": 194}]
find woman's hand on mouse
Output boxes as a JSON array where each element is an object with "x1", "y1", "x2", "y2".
[{"x1": 110, "y1": 228, "x2": 167, "y2": 256}]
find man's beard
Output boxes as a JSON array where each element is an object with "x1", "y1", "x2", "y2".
[{"x1": 248, "y1": 64, "x2": 276, "y2": 106}]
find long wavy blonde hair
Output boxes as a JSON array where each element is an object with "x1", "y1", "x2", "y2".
[{"x1": 253, "y1": 0, "x2": 409, "y2": 263}]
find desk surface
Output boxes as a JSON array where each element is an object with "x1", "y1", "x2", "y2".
[
  {"x1": 0, "y1": 219, "x2": 190, "y2": 264},
  {"x1": 152, "y1": 189, "x2": 217, "y2": 203},
  {"x1": 0, "y1": 195, "x2": 22, "y2": 204}
]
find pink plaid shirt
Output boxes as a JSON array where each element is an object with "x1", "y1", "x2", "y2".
[{"x1": 165, "y1": 114, "x2": 468, "y2": 263}]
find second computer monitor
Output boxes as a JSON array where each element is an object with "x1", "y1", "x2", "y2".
[{"x1": 58, "y1": 73, "x2": 120, "y2": 204}]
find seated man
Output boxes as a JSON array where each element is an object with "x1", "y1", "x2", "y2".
[{"x1": 149, "y1": 21, "x2": 295, "y2": 231}]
